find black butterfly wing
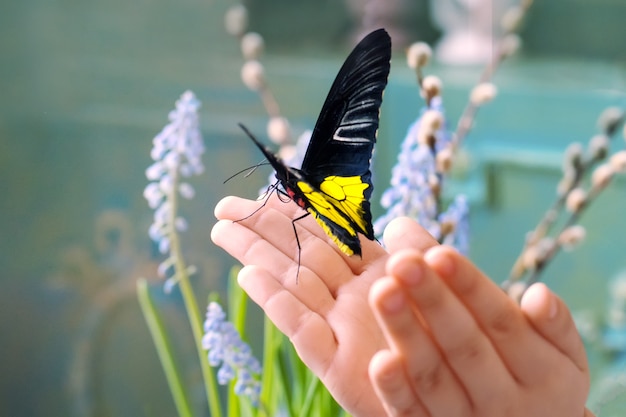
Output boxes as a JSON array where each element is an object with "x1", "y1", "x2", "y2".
[
  {"x1": 238, "y1": 30, "x2": 391, "y2": 258},
  {"x1": 238, "y1": 122, "x2": 368, "y2": 257},
  {"x1": 298, "y1": 29, "x2": 391, "y2": 247},
  {"x1": 301, "y1": 28, "x2": 391, "y2": 177}
]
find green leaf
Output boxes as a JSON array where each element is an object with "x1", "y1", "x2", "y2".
[{"x1": 137, "y1": 278, "x2": 194, "y2": 417}]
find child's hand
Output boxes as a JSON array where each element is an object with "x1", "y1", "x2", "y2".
[
  {"x1": 212, "y1": 195, "x2": 593, "y2": 417},
  {"x1": 212, "y1": 195, "x2": 437, "y2": 416},
  {"x1": 368, "y1": 246, "x2": 592, "y2": 417}
]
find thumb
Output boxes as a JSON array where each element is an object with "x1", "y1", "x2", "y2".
[{"x1": 382, "y1": 217, "x2": 438, "y2": 254}]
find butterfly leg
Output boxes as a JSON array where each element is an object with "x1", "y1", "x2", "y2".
[
  {"x1": 233, "y1": 182, "x2": 280, "y2": 223},
  {"x1": 291, "y1": 211, "x2": 310, "y2": 283}
]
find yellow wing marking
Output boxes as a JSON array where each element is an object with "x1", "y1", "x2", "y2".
[
  {"x1": 296, "y1": 175, "x2": 370, "y2": 256},
  {"x1": 310, "y1": 215, "x2": 356, "y2": 256},
  {"x1": 319, "y1": 175, "x2": 370, "y2": 233}
]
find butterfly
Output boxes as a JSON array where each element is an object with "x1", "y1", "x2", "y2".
[{"x1": 238, "y1": 28, "x2": 391, "y2": 272}]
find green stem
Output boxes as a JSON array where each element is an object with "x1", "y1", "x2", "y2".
[
  {"x1": 167, "y1": 175, "x2": 223, "y2": 417},
  {"x1": 137, "y1": 279, "x2": 194, "y2": 417},
  {"x1": 261, "y1": 315, "x2": 279, "y2": 416},
  {"x1": 178, "y1": 264, "x2": 222, "y2": 417},
  {"x1": 299, "y1": 376, "x2": 320, "y2": 417},
  {"x1": 227, "y1": 275, "x2": 244, "y2": 417}
]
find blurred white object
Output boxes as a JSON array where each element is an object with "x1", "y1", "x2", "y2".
[
  {"x1": 346, "y1": 0, "x2": 411, "y2": 47},
  {"x1": 430, "y1": 0, "x2": 516, "y2": 65}
]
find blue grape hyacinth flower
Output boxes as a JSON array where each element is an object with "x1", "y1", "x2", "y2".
[
  {"x1": 202, "y1": 302, "x2": 262, "y2": 406},
  {"x1": 143, "y1": 90, "x2": 205, "y2": 291},
  {"x1": 374, "y1": 96, "x2": 470, "y2": 254}
]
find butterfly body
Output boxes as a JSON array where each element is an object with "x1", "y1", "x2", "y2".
[
  {"x1": 281, "y1": 166, "x2": 373, "y2": 257},
  {"x1": 240, "y1": 28, "x2": 391, "y2": 258}
]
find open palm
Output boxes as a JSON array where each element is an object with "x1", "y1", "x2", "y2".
[{"x1": 212, "y1": 195, "x2": 437, "y2": 416}]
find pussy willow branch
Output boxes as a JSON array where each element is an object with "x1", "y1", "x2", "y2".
[
  {"x1": 504, "y1": 111, "x2": 625, "y2": 292},
  {"x1": 419, "y1": 34, "x2": 524, "y2": 241},
  {"x1": 522, "y1": 188, "x2": 595, "y2": 289},
  {"x1": 454, "y1": 0, "x2": 533, "y2": 149},
  {"x1": 507, "y1": 155, "x2": 595, "y2": 283},
  {"x1": 229, "y1": 9, "x2": 292, "y2": 144},
  {"x1": 452, "y1": 41, "x2": 510, "y2": 151}
]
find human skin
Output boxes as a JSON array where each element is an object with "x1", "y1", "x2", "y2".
[
  {"x1": 211, "y1": 194, "x2": 593, "y2": 417},
  {"x1": 368, "y1": 248, "x2": 593, "y2": 417}
]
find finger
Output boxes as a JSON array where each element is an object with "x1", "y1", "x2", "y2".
[
  {"x1": 369, "y1": 275, "x2": 470, "y2": 415},
  {"x1": 215, "y1": 194, "x2": 299, "y2": 221},
  {"x1": 215, "y1": 195, "x2": 380, "y2": 282},
  {"x1": 521, "y1": 283, "x2": 589, "y2": 373},
  {"x1": 215, "y1": 195, "x2": 315, "y2": 255},
  {"x1": 387, "y1": 250, "x2": 515, "y2": 407},
  {"x1": 213, "y1": 196, "x2": 355, "y2": 291},
  {"x1": 215, "y1": 195, "x2": 331, "y2": 255},
  {"x1": 213, "y1": 196, "x2": 304, "y2": 263},
  {"x1": 211, "y1": 218, "x2": 294, "y2": 273},
  {"x1": 382, "y1": 217, "x2": 438, "y2": 254},
  {"x1": 237, "y1": 265, "x2": 337, "y2": 377},
  {"x1": 424, "y1": 246, "x2": 565, "y2": 385},
  {"x1": 369, "y1": 350, "x2": 428, "y2": 417},
  {"x1": 214, "y1": 219, "x2": 346, "y2": 317}
]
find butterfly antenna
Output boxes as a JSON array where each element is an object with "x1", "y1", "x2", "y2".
[
  {"x1": 232, "y1": 182, "x2": 280, "y2": 223},
  {"x1": 223, "y1": 160, "x2": 270, "y2": 184}
]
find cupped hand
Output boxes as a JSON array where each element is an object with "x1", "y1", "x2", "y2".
[
  {"x1": 211, "y1": 194, "x2": 437, "y2": 416},
  {"x1": 368, "y1": 247, "x2": 592, "y2": 417}
]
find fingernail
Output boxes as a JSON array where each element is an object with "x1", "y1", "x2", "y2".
[
  {"x1": 425, "y1": 247, "x2": 455, "y2": 279},
  {"x1": 396, "y1": 255, "x2": 424, "y2": 285},
  {"x1": 381, "y1": 288, "x2": 406, "y2": 313},
  {"x1": 548, "y1": 293, "x2": 558, "y2": 319},
  {"x1": 391, "y1": 254, "x2": 424, "y2": 285}
]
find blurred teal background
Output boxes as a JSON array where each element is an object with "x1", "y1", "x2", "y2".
[{"x1": 1, "y1": 0, "x2": 626, "y2": 415}]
